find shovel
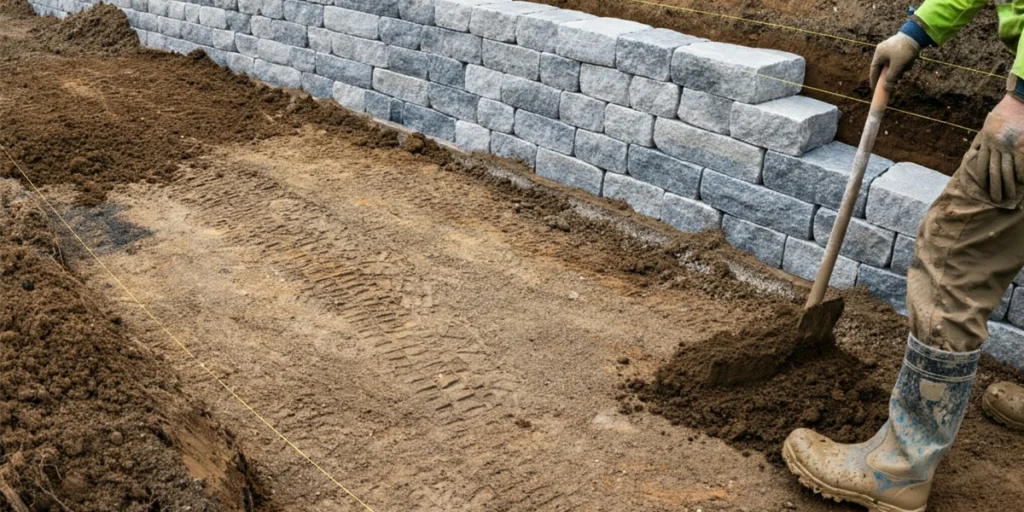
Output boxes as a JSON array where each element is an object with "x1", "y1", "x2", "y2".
[
  {"x1": 795, "y1": 73, "x2": 891, "y2": 346},
  {"x1": 703, "y1": 74, "x2": 891, "y2": 387}
]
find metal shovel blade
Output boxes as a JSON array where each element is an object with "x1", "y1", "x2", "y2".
[{"x1": 795, "y1": 298, "x2": 846, "y2": 346}]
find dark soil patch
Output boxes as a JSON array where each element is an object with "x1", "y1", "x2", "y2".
[
  {"x1": 0, "y1": 181, "x2": 268, "y2": 511},
  {"x1": 36, "y1": 3, "x2": 141, "y2": 56},
  {"x1": 534, "y1": 0, "x2": 1003, "y2": 175}
]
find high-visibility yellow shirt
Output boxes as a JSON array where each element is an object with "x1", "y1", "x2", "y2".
[{"x1": 911, "y1": 0, "x2": 1024, "y2": 77}]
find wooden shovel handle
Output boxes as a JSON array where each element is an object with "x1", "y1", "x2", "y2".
[{"x1": 805, "y1": 74, "x2": 891, "y2": 308}]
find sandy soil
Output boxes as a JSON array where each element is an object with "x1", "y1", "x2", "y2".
[{"x1": 2, "y1": 3, "x2": 1023, "y2": 511}]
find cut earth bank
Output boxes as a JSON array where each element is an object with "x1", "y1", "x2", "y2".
[{"x1": 2, "y1": 2, "x2": 1024, "y2": 511}]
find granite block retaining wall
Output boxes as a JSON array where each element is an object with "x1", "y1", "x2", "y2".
[{"x1": 28, "y1": 0, "x2": 1024, "y2": 370}]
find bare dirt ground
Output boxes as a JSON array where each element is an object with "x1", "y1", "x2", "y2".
[
  {"x1": 2, "y1": 3, "x2": 1023, "y2": 511},
  {"x1": 536, "y1": 0, "x2": 1007, "y2": 175}
]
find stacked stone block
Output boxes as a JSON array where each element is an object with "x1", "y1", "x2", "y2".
[{"x1": 30, "y1": 0, "x2": 1024, "y2": 370}]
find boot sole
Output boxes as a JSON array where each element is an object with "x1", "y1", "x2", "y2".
[
  {"x1": 782, "y1": 442, "x2": 925, "y2": 512},
  {"x1": 982, "y1": 394, "x2": 1024, "y2": 431}
]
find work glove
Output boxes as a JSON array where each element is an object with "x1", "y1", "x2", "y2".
[
  {"x1": 960, "y1": 95, "x2": 1024, "y2": 206},
  {"x1": 870, "y1": 32, "x2": 921, "y2": 94}
]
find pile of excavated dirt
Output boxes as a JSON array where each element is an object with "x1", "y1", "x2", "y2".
[
  {"x1": 36, "y1": 3, "x2": 140, "y2": 55},
  {"x1": 0, "y1": 181, "x2": 267, "y2": 511},
  {"x1": 0, "y1": 0, "x2": 395, "y2": 206},
  {"x1": 535, "y1": 0, "x2": 1002, "y2": 175}
]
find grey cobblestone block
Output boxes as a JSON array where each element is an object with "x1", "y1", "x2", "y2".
[
  {"x1": 365, "y1": 91, "x2": 404, "y2": 122},
  {"x1": 237, "y1": 0, "x2": 259, "y2": 15},
  {"x1": 539, "y1": 53, "x2": 579, "y2": 92},
  {"x1": 456, "y1": 121, "x2": 491, "y2": 152},
  {"x1": 603, "y1": 173, "x2": 664, "y2": 218},
  {"x1": 261, "y1": 0, "x2": 281, "y2": 18},
  {"x1": 1017, "y1": 268, "x2": 1024, "y2": 287},
  {"x1": 701, "y1": 169, "x2": 815, "y2": 239},
  {"x1": 813, "y1": 208, "x2": 896, "y2": 268},
  {"x1": 501, "y1": 74, "x2": 560, "y2": 118},
  {"x1": 184, "y1": 3, "x2": 199, "y2": 23},
  {"x1": 270, "y1": 19, "x2": 307, "y2": 46},
  {"x1": 605, "y1": 105, "x2": 654, "y2": 147},
  {"x1": 866, "y1": 162, "x2": 948, "y2": 237},
  {"x1": 469, "y1": 1, "x2": 555, "y2": 42},
  {"x1": 557, "y1": 18, "x2": 650, "y2": 67},
  {"x1": 167, "y1": 0, "x2": 186, "y2": 18},
  {"x1": 315, "y1": 52, "x2": 372, "y2": 87},
  {"x1": 181, "y1": 22, "x2": 214, "y2": 46},
  {"x1": 858, "y1": 265, "x2": 908, "y2": 314},
  {"x1": 763, "y1": 141, "x2": 894, "y2": 218},
  {"x1": 389, "y1": 46, "x2": 430, "y2": 79},
  {"x1": 482, "y1": 39, "x2": 540, "y2": 80},
  {"x1": 335, "y1": 0, "x2": 399, "y2": 17},
  {"x1": 617, "y1": 28, "x2": 702, "y2": 81},
  {"x1": 199, "y1": 6, "x2": 227, "y2": 28},
  {"x1": 477, "y1": 98, "x2": 514, "y2": 133},
  {"x1": 435, "y1": 0, "x2": 510, "y2": 32},
  {"x1": 1009, "y1": 287, "x2": 1024, "y2": 328},
  {"x1": 986, "y1": 322, "x2": 1024, "y2": 372},
  {"x1": 403, "y1": 104, "x2": 457, "y2": 140},
  {"x1": 428, "y1": 55, "x2": 466, "y2": 88},
  {"x1": 257, "y1": 38, "x2": 291, "y2": 65},
  {"x1": 400, "y1": 0, "x2": 435, "y2": 25},
  {"x1": 421, "y1": 26, "x2": 483, "y2": 64},
  {"x1": 148, "y1": 0, "x2": 167, "y2": 16},
  {"x1": 226, "y1": 11, "x2": 251, "y2": 33},
  {"x1": 627, "y1": 145, "x2": 701, "y2": 198},
  {"x1": 137, "y1": 12, "x2": 160, "y2": 32},
  {"x1": 253, "y1": 58, "x2": 302, "y2": 88},
  {"x1": 323, "y1": 7, "x2": 376, "y2": 39},
  {"x1": 672, "y1": 42, "x2": 805, "y2": 104},
  {"x1": 380, "y1": 17, "x2": 423, "y2": 49},
  {"x1": 722, "y1": 215, "x2": 786, "y2": 267},
  {"x1": 332, "y1": 32, "x2": 389, "y2": 67},
  {"x1": 429, "y1": 83, "x2": 478, "y2": 121},
  {"x1": 213, "y1": 0, "x2": 236, "y2": 10},
  {"x1": 284, "y1": 0, "x2": 323, "y2": 27},
  {"x1": 226, "y1": 52, "x2": 255, "y2": 74},
  {"x1": 465, "y1": 64, "x2": 502, "y2": 99},
  {"x1": 516, "y1": 9, "x2": 594, "y2": 53},
  {"x1": 536, "y1": 149, "x2": 603, "y2": 195},
  {"x1": 158, "y1": 16, "x2": 182, "y2": 38},
  {"x1": 333, "y1": 81, "x2": 366, "y2": 111},
  {"x1": 993, "y1": 286, "x2": 1013, "y2": 322},
  {"x1": 575, "y1": 130, "x2": 627, "y2": 173},
  {"x1": 308, "y1": 27, "x2": 333, "y2": 53},
  {"x1": 579, "y1": 64, "x2": 631, "y2": 106},
  {"x1": 662, "y1": 194, "x2": 721, "y2": 233},
  {"x1": 629, "y1": 77, "x2": 679, "y2": 118},
  {"x1": 653, "y1": 118, "x2": 765, "y2": 183},
  {"x1": 290, "y1": 47, "x2": 315, "y2": 72},
  {"x1": 560, "y1": 92, "x2": 604, "y2": 132},
  {"x1": 212, "y1": 29, "x2": 236, "y2": 51},
  {"x1": 491, "y1": 132, "x2": 537, "y2": 166},
  {"x1": 783, "y1": 237, "x2": 859, "y2": 288},
  {"x1": 890, "y1": 234, "x2": 915, "y2": 275},
  {"x1": 731, "y1": 96, "x2": 839, "y2": 156},
  {"x1": 373, "y1": 69, "x2": 430, "y2": 106},
  {"x1": 514, "y1": 110, "x2": 575, "y2": 155},
  {"x1": 301, "y1": 72, "x2": 334, "y2": 98}
]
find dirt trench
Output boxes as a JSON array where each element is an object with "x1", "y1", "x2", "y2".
[{"x1": 1, "y1": 2, "x2": 1023, "y2": 511}]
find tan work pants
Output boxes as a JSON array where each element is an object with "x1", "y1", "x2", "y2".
[{"x1": 907, "y1": 135, "x2": 1024, "y2": 353}]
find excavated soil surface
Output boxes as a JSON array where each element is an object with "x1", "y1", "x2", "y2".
[
  {"x1": 1, "y1": 2, "x2": 1022, "y2": 511},
  {"x1": 536, "y1": 0, "x2": 1004, "y2": 174}
]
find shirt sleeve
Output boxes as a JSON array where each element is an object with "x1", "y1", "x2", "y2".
[
  {"x1": 996, "y1": 2, "x2": 1024, "y2": 78},
  {"x1": 913, "y1": 0, "x2": 989, "y2": 46}
]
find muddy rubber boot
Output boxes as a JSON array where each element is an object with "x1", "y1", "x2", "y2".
[
  {"x1": 782, "y1": 334, "x2": 979, "y2": 512},
  {"x1": 983, "y1": 381, "x2": 1024, "y2": 431}
]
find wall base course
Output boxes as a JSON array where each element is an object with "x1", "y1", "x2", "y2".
[{"x1": 722, "y1": 215, "x2": 786, "y2": 268}]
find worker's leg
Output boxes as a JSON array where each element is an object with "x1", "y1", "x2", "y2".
[{"x1": 907, "y1": 146, "x2": 1024, "y2": 353}]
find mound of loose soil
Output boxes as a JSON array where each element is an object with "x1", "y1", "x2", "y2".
[
  {"x1": 0, "y1": 1, "x2": 396, "y2": 206},
  {"x1": 0, "y1": 181, "x2": 266, "y2": 510},
  {"x1": 36, "y1": 3, "x2": 140, "y2": 55}
]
